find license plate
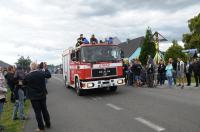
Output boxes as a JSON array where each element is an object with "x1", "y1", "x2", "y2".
[{"x1": 102, "y1": 83, "x2": 110, "y2": 87}]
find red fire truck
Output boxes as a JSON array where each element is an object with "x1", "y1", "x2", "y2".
[{"x1": 62, "y1": 43, "x2": 125, "y2": 96}]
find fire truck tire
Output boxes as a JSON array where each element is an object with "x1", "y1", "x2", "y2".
[
  {"x1": 109, "y1": 86, "x2": 117, "y2": 92},
  {"x1": 75, "y1": 78, "x2": 84, "y2": 96}
]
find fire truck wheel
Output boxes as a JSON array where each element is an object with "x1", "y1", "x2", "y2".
[
  {"x1": 109, "y1": 86, "x2": 117, "y2": 92},
  {"x1": 75, "y1": 78, "x2": 84, "y2": 96}
]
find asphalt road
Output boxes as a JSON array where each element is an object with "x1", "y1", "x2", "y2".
[{"x1": 24, "y1": 74, "x2": 200, "y2": 132}]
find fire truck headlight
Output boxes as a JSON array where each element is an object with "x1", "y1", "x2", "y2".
[
  {"x1": 117, "y1": 80, "x2": 123, "y2": 84},
  {"x1": 87, "y1": 83, "x2": 94, "y2": 88}
]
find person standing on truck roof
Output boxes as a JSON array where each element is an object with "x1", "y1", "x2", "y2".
[
  {"x1": 99, "y1": 40, "x2": 104, "y2": 43},
  {"x1": 90, "y1": 34, "x2": 98, "y2": 44},
  {"x1": 76, "y1": 34, "x2": 84, "y2": 47},
  {"x1": 83, "y1": 38, "x2": 89, "y2": 44},
  {"x1": 105, "y1": 37, "x2": 113, "y2": 44},
  {"x1": 76, "y1": 34, "x2": 89, "y2": 47}
]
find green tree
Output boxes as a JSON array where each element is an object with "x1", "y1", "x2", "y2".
[
  {"x1": 183, "y1": 13, "x2": 200, "y2": 51},
  {"x1": 16, "y1": 56, "x2": 32, "y2": 70},
  {"x1": 165, "y1": 40, "x2": 187, "y2": 62},
  {"x1": 139, "y1": 27, "x2": 156, "y2": 65}
]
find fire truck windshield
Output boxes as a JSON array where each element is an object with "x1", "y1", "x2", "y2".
[{"x1": 81, "y1": 46, "x2": 122, "y2": 63}]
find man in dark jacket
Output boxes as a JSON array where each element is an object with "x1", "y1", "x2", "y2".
[
  {"x1": 185, "y1": 61, "x2": 192, "y2": 86},
  {"x1": 25, "y1": 62, "x2": 51, "y2": 132},
  {"x1": 157, "y1": 59, "x2": 166, "y2": 85},
  {"x1": 122, "y1": 59, "x2": 129, "y2": 85},
  {"x1": 191, "y1": 59, "x2": 200, "y2": 87},
  {"x1": 132, "y1": 59, "x2": 142, "y2": 87},
  {"x1": 146, "y1": 56, "x2": 155, "y2": 87},
  {"x1": 172, "y1": 59, "x2": 177, "y2": 85},
  {"x1": 5, "y1": 66, "x2": 15, "y2": 102}
]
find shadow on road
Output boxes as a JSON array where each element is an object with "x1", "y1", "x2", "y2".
[{"x1": 67, "y1": 86, "x2": 122, "y2": 98}]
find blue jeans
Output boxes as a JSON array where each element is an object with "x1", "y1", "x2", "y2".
[
  {"x1": 12, "y1": 89, "x2": 25, "y2": 119},
  {"x1": 167, "y1": 76, "x2": 173, "y2": 88},
  {"x1": 135, "y1": 75, "x2": 141, "y2": 81}
]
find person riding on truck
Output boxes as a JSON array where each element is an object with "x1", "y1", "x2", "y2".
[
  {"x1": 76, "y1": 34, "x2": 89, "y2": 47},
  {"x1": 76, "y1": 34, "x2": 84, "y2": 47},
  {"x1": 90, "y1": 34, "x2": 98, "y2": 44},
  {"x1": 105, "y1": 37, "x2": 113, "y2": 44}
]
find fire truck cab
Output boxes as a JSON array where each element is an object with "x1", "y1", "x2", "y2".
[{"x1": 62, "y1": 43, "x2": 125, "y2": 96}]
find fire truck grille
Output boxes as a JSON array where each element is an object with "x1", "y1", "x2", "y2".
[{"x1": 92, "y1": 68, "x2": 117, "y2": 78}]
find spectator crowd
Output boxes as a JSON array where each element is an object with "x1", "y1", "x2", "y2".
[
  {"x1": 0, "y1": 62, "x2": 51, "y2": 132},
  {"x1": 123, "y1": 57, "x2": 200, "y2": 88},
  {"x1": 0, "y1": 37, "x2": 199, "y2": 132}
]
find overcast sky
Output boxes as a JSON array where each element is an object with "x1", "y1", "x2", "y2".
[{"x1": 0, "y1": 0, "x2": 199, "y2": 65}]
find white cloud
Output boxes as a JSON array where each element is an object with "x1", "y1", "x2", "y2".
[
  {"x1": 0, "y1": 0, "x2": 199, "y2": 65},
  {"x1": 160, "y1": 41, "x2": 184, "y2": 52}
]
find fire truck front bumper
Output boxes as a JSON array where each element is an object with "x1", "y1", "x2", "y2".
[{"x1": 80, "y1": 78, "x2": 125, "y2": 89}]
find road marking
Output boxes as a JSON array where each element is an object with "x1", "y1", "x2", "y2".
[
  {"x1": 53, "y1": 76, "x2": 63, "y2": 82},
  {"x1": 106, "y1": 103, "x2": 123, "y2": 111},
  {"x1": 135, "y1": 117, "x2": 165, "y2": 132}
]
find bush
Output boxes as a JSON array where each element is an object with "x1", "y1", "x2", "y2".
[{"x1": 165, "y1": 40, "x2": 187, "y2": 62}]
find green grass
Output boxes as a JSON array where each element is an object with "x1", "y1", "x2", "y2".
[{"x1": 0, "y1": 90, "x2": 31, "y2": 132}]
